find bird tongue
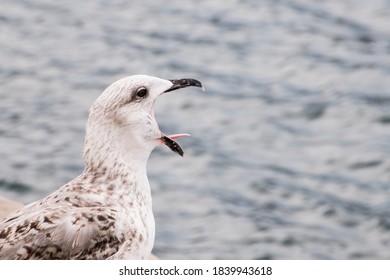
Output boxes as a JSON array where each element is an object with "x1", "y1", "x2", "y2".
[
  {"x1": 161, "y1": 133, "x2": 190, "y2": 157},
  {"x1": 167, "y1": 133, "x2": 191, "y2": 139}
]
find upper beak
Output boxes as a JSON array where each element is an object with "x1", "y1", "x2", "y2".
[{"x1": 164, "y1": 78, "x2": 204, "y2": 93}]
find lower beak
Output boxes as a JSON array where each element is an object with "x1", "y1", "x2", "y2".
[{"x1": 159, "y1": 134, "x2": 190, "y2": 157}]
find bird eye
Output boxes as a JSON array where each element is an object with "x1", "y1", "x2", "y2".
[{"x1": 136, "y1": 87, "x2": 148, "y2": 99}]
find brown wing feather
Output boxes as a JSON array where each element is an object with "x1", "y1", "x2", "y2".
[{"x1": 0, "y1": 205, "x2": 123, "y2": 259}]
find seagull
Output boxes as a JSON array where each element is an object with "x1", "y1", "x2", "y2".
[{"x1": 0, "y1": 75, "x2": 203, "y2": 259}]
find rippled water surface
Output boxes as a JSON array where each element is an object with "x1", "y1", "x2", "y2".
[{"x1": 1, "y1": 0, "x2": 390, "y2": 259}]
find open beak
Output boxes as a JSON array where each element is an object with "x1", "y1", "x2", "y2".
[{"x1": 159, "y1": 78, "x2": 203, "y2": 156}]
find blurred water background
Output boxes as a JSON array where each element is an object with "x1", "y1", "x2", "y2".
[{"x1": 1, "y1": 0, "x2": 390, "y2": 259}]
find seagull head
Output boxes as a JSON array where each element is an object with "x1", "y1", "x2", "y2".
[{"x1": 83, "y1": 75, "x2": 203, "y2": 172}]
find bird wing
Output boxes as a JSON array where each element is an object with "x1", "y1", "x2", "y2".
[{"x1": 0, "y1": 205, "x2": 123, "y2": 259}]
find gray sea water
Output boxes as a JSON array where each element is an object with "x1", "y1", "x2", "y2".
[{"x1": 1, "y1": 0, "x2": 389, "y2": 259}]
